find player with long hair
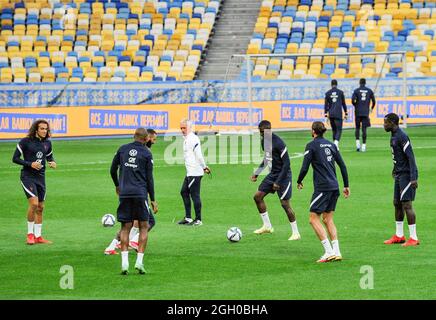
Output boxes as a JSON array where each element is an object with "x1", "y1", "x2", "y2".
[{"x1": 12, "y1": 119, "x2": 57, "y2": 245}]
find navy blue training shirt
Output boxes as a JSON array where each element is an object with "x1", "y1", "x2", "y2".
[
  {"x1": 390, "y1": 128, "x2": 418, "y2": 181},
  {"x1": 255, "y1": 133, "x2": 291, "y2": 183},
  {"x1": 297, "y1": 136, "x2": 349, "y2": 191},
  {"x1": 12, "y1": 137, "x2": 54, "y2": 179},
  {"x1": 110, "y1": 141, "x2": 155, "y2": 200},
  {"x1": 324, "y1": 87, "x2": 347, "y2": 119},
  {"x1": 352, "y1": 86, "x2": 376, "y2": 117}
]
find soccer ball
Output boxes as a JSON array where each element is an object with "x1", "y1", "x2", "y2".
[
  {"x1": 227, "y1": 227, "x2": 242, "y2": 242},
  {"x1": 102, "y1": 214, "x2": 116, "y2": 227}
]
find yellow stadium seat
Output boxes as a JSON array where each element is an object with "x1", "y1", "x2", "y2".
[
  {"x1": 336, "y1": 58, "x2": 348, "y2": 65},
  {"x1": 286, "y1": 43, "x2": 298, "y2": 54},
  {"x1": 79, "y1": 61, "x2": 91, "y2": 69},
  {"x1": 264, "y1": 74, "x2": 277, "y2": 80},
  {"x1": 349, "y1": 56, "x2": 361, "y2": 64},
  {"x1": 125, "y1": 76, "x2": 138, "y2": 82},
  {"x1": 298, "y1": 48, "x2": 310, "y2": 54},
  {"x1": 282, "y1": 64, "x2": 294, "y2": 71},
  {"x1": 42, "y1": 76, "x2": 55, "y2": 83},
  {"x1": 313, "y1": 43, "x2": 325, "y2": 49},
  {"x1": 253, "y1": 69, "x2": 266, "y2": 77},
  {"x1": 331, "y1": 72, "x2": 345, "y2": 79},
  {"x1": 270, "y1": 58, "x2": 281, "y2": 66},
  {"x1": 323, "y1": 56, "x2": 336, "y2": 64},
  {"x1": 140, "y1": 72, "x2": 153, "y2": 81},
  {"x1": 180, "y1": 75, "x2": 193, "y2": 81},
  {"x1": 85, "y1": 71, "x2": 98, "y2": 79},
  {"x1": 296, "y1": 56, "x2": 309, "y2": 64},
  {"x1": 247, "y1": 47, "x2": 259, "y2": 54},
  {"x1": 167, "y1": 71, "x2": 180, "y2": 80},
  {"x1": 1, "y1": 76, "x2": 13, "y2": 83},
  {"x1": 69, "y1": 77, "x2": 81, "y2": 82},
  {"x1": 308, "y1": 69, "x2": 320, "y2": 77},
  {"x1": 119, "y1": 61, "x2": 131, "y2": 68},
  {"x1": 376, "y1": 42, "x2": 389, "y2": 52}
]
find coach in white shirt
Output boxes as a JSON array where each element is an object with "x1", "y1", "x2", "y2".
[{"x1": 178, "y1": 119, "x2": 211, "y2": 226}]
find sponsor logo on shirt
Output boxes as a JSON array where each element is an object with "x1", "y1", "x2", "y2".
[
  {"x1": 325, "y1": 148, "x2": 333, "y2": 162},
  {"x1": 125, "y1": 149, "x2": 138, "y2": 168}
]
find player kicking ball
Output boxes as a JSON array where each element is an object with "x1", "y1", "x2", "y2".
[
  {"x1": 297, "y1": 122, "x2": 350, "y2": 263},
  {"x1": 251, "y1": 120, "x2": 300, "y2": 240}
]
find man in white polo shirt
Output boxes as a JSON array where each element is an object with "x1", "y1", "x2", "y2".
[{"x1": 178, "y1": 119, "x2": 211, "y2": 226}]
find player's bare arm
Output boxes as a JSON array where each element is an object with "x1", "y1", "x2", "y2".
[{"x1": 151, "y1": 201, "x2": 158, "y2": 213}]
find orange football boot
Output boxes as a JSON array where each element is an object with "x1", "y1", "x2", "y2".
[
  {"x1": 384, "y1": 235, "x2": 406, "y2": 244},
  {"x1": 402, "y1": 238, "x2": 420, "y2": 247},
  {"x1": 35, "y1": 236, "x2": 53, "y2": 244},
  {"x1": 27, "y1": 233, "x2": 35, "y2": 245}
]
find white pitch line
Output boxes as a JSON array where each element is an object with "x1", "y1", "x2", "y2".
[
  {"x1": 2, "y1": 145, "x2": 436, "y2": 173},
  {"x1": 0, "y1": 152, "x2": 304, "y2": 169},
  {"x1": 0, "y1": 153, "x2": 305, "y2": 173},
  {"x1": 3, "y1": 143, "x2": 436, "y2": 171}
]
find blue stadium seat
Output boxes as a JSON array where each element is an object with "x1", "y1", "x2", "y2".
[{"x1": 133, "y1": 61, "x2": 145, "y2": 67}]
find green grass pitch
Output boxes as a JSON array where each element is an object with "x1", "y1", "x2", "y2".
[{"x1": 0, "y1": 126, "x2": 435, "y2": 300}]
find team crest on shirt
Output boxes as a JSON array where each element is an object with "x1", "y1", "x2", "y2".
[
  {"x1": 129, "y1": 149, "x2": 137, "y2": 157},
  {"x1": 325, "y1": 148, "x2": 333, "y2": 162},
  {"x1": 36, "y1": 151, "x2": 43, "y2": 158}
]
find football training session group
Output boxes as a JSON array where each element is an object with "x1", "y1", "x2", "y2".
[{"x1": 1, "y1": 0, "x2": 436, "y2": 303}]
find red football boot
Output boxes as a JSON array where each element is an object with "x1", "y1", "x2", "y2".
[
  {"x1": 35, "y1": 236, "x2": 53, "y2": 244},
  {"x1": 129, "y1": 241, "x2": 139, "y2": 250},
  {"x1": 402, "y1": 238, "x2": 420, "y2": 247},
  {"x1": 384, "y1": 235, "x2": 406, "y2": 244},
  {"x1": 104, "y1": 249, "x2": 119, "y2": 255},
  {"x1": 27, "y1": 233, "x2": 35, "y2": 245}
]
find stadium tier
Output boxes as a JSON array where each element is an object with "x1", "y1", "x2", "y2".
[
  {"x1": 247, "y1": 0, "x2": 436, "y2": 80},
  {"x1": 0, "y1": 0, "x2": 220, "y2": 83}
]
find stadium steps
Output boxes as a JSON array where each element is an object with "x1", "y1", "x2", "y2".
[{"x1": 197, "y1": 0, "x2": 263, "y2": 81}]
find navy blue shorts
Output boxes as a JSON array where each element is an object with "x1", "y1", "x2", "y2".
[
  {"x1": 309, "y1": 190, "x2": 340, "y2": 214},
  {"x1": 258, "y1": 174, "x2": 292, "y2": 200},
  {"x1": 21, "y1": 177, "x2": 46, "y2": 202},
  {"x1": 355, "y1": 116, "x2": 371, "y2": 128},
  {"x1": 117, "y1": 197, "x2": 150, "y2": 223},
  {"x1": 394, "y1": 174, "x2": 416, "y2": 202}
]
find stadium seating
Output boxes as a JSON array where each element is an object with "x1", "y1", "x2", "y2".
[
  {"x1": 247, "y1": 0, "x2": 436, "y2": 80},
  {"x1": 0, "y1": 0, "x2": 220, "y2": 83}
]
